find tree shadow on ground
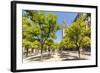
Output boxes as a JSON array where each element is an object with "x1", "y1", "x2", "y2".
[
  {"x1": 58, "y1": 52, "x2": 88, "y2": 61},
  {"x1": 81, "y1": 52, "x2": 91, "y2": 56},
  {"x1": 27, "y1": 54, "x2": 54, "y2": 62},
  {"x1": 62, "y1": 58, "x2": 87, "y2": 61},
  {"x1": 59, "y1": 53, "x2": 70, "y2": 58}
]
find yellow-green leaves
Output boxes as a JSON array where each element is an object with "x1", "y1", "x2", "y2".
[{"x1": 61, "y1": 13, "x2": 91, "y2": 50}]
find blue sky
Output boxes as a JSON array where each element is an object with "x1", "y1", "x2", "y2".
[{"x1": 50, "y1": 11, "x2": 78, "y2": 42}]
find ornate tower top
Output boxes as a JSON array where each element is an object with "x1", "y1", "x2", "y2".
[{"x1": 62, "y1": 18, "x2": 67, "y2": 38}]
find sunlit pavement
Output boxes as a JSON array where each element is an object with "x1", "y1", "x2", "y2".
[{"x1": 23, "y1": 51, "x2": 91, "y2": 63}]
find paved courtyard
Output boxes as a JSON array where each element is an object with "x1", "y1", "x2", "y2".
[{"x1": 23, "y1": 51, "x2": 91, "y2": 63}]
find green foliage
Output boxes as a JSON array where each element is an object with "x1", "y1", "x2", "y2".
[
  {"x1": 44, "y1": 38, "x2": 53, "y2": 50},
  {"x1": 80, "y1": 36, "x2": 90, "y2": 47},
  {"x1": 52, "y1": 42, "x2": 59, "y2": 50},
  {"x1": 22, "y1": 10, "x2": 60, "y2": 59},
  {"x1": 31, "y1": 40, "x2": 41, "y2": 49},
  {"x1": 22, "y1": 39, "x2": 32, "y2": 49},
  {"x1": 59, "y1": 36, "x2": 76, "y2": 50},
  {"x1": 60, "y1": 13, "x2": 91, "y2": 59},
  {"x1": 62, "y1": 13, "x2": 91, "y2": 50}
]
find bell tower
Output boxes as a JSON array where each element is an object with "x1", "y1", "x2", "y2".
[{"x1": 62, "y1": 18, "x2": 67, "y2": 38}]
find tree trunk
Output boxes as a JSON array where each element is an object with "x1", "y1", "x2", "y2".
[
  {"x1": 40, "y1": 43, "x2": 43, "y2": 61},
  {"x1": 78, "y1": 47, "x2": 80, "y2": 59},
  {"x1": 48, "y1": 47, "x2": 51, "y2": 58},
  {"x1": 31, "y1": 48, "x2": 34, "y2": 53},
  {"x1": 26, "y1": 48, "x2": 28, "y2": 57}
]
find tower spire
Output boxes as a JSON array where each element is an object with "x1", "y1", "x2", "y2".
[{"x1": 62, "y1": 18, "x2": 67, "y2": 38}]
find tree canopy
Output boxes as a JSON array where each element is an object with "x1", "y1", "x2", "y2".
[
  {"x1": 60, "y1": 13, "x2": 91, "y2": 58},
  {"x1": 22, "y1": 10, "x2": 60, "y2": 59}
]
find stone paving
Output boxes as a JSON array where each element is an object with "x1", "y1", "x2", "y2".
[{"x1": 23, "y1": 51, "x2": 91, "y2": 63}]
